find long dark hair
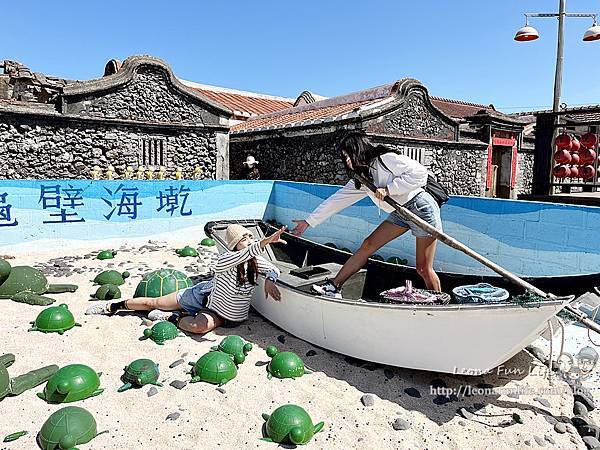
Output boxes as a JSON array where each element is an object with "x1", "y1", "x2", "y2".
[
  {"x1": 236, "y1": 258, "x2": 258, "y2": 285},
  {"x1": 338, "y1": 130, "x2": 388, "y2": 187}
]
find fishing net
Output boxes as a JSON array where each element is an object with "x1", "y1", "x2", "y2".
[
  {"x1": 380, "y1": 280, "x2": 450, "y2": 305},
  {"x1": 511, "y1": 291, "x2": 544, "y2": 309}
]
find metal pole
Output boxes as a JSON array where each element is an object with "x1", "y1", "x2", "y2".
[{"x1": 552, "y1": 0, "x2": 566, "y2": 113}]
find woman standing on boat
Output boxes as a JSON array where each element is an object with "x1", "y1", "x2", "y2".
[{"x1": 291, "y1": 130, "x2": 443, "y2": 297}]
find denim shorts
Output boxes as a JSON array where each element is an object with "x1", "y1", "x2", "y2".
[
  {"x1": 176, "y1": 280, "x2": 213, "y2": 315},
  {"x1": 385, "y1": 191, "x2": 443, "y2": 238}
]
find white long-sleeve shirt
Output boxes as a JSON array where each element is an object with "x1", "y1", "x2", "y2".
[
  {"x1": 306, "y1": 152, "x2": 427, "y2": 227},
  {"x1": 206, "y1": 241, "x2": 280, "y2": 321}
]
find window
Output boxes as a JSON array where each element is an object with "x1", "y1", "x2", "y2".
[
  {"x1": 398, "y1": 146, "x2": 425, "y2": 164},
  {"x1": 139, "y1": 138, "x2": 166, "y2": 166}
]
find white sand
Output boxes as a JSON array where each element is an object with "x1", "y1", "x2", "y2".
[{"x1": 0, "y1": 240, "x2": 590, "y2": 449}]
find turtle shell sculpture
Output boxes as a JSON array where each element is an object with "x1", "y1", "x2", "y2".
[
  {"x1": 387, "y1": 256, "x2": 408, "y2": 265},
  {"x1": 29, "y1": 304, "x2": 81, "y2": 335},
  {"x1": 266, "y1": 346, "x2": 311, "y2": 380},
  {"x1": 0, "y1": 353, "x2": 58, "y2": 400},
  {"x1": 211, "y1": 335, "x2": 253, "y2": 365},
  {"x1": 92, "y1": 270, "x2": 129, "y2": 286},
  {"x1": 143, "y1": 321, "x2": 183, "y2": 345},
  {"x1": 38, "y1": 364, "x2": 103, "y2": 403},
  {"x1": 134, "y1": 268, "x2": 193, "y2": 298},
  {"x1": 200, "y1": 238, "x2": 216, "y2": 247},
  {"x1": 96, "y1": 250, "x2": 117, "y2": 260},
  {"x1": 90, "y1": 284, "x2": 121, "y2": 301},
  {"x1": 261, "y1": 404, "x2": 324, "y2": 445},
  {"x1": 37, "y1": 406, "x2": 107, "y2": 450},
  {"x1": 175, "y1": 246, "x2": 199, "y2": 257},
  {"x1": 0, "y1": 258, "x2": 78, "y2": 306},
  {"x1": 118, "y1": 359, "x2": 162, "y2": 392},
  {"x1": 371, "y1": 254, "x2": 384, "y2": 262},
  {"x1": 189, "y1": 351, "x2": 237, "y2": 386}
]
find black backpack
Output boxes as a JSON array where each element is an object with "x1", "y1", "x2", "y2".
[{"x1": 377, "y1": 155, "x2": 449, "y2": 207}]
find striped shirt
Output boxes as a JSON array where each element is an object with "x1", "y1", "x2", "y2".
[{"x1": 205, "y1": 241, "x2": 280, "y2": 322}]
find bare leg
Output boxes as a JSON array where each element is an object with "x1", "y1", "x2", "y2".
[
  {"x1": 119, "y1": 292, "x2": 181, "y2": 311},
  {"x1": 333, "y1": 221, "x2": 408, "y2": 288},
  {"x1": 178, "y1": 311, "x2": 225, "y2": 335},
  {"x1": 416, "y1": 236, "x2": 441, "y2": 291}
]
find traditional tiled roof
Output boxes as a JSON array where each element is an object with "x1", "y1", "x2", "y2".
[
  {"x1": 430, "y1": 96, "x2": 493, "y2": 119},
  {"x1": 512, "y1": 104, "x2": 600, "y2": 124},
  {"x1": 230, "y1": 80, "x2": 500, "y2": 134},
  {"x1": 179, "y1": 80, "x2": 294, "y2": 119}
]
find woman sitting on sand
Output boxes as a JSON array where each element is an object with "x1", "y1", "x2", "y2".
[
  {"x1": 291, "y1": 130, "x2": 443, "y2": 297},
  {"x1": 86, "y1": 224, "x2": 285, "y2": 334}
]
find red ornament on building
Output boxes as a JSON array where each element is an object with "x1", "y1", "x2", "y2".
[
  {"x1": 571, "y1": 152, "x2": 581, "y2": 164},
  {"x1": 581, "y1": 132, "x2": 598, "y2": 149},
  {"x1": 553, "y1": 164, "x2": 571, "y2": 178},
  {"x1": 570, "y1": 165, "x2": 579, "y2": 178},
  {"x1": 555, "y1": 133, "x2": 572, "y2": 150},
  {"x1": 553, "y1": 149, "x2": 572, "y2": 164},
  {"x1": 580, "y1": 148, "x2": 597, "y2": 165},
  {"x1": 581, "y1": 164, "x2": 596, "y2": 180},
  {"x1": 571, "y1": 138, "x2": 581, "y2": 152}
]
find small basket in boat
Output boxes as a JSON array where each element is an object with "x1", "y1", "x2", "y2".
[
  {"x1": 452, "y1": 283, "x2": 509, "y2": 304},
  {"x1": 380, "y1": 280, "x2": 450, "y2": 305}
]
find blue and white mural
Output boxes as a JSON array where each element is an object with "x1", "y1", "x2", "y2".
[{"x1": 1, "y1": 179, "x2": 599, "y2": 277}]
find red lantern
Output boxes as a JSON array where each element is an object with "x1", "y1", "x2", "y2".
[
  {"x1": 580, "y1": 148, "x2": 597, "y2": 165},
  {"x1": 581, "y1": 165, "x2": 596, "y2": 180},
  {"x1": 555, "y1": 133, "x2": 572, "y2": 150},
  {"x1": 570, "y1": 165, "x2": 580, "y2": 178},
  {"x1": 571, "y1": 152, "x2": 581, "y2": 164},
  {"x1": 571, "y1": 138, "x2": 581, "y2": 152},
  {"x1": 553, "y1": 164, "x2": 571, "y2": 178},
  {"x1": 581, "y1": 132, "x2": 598, "y2": 149},
  {"x1": 553, "y1": 149, "x2": 572, "y2": 164}
]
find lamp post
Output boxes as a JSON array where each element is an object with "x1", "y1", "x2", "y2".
[{"x1": 514, "y1": 0, "x2": 600, "y2": 113}]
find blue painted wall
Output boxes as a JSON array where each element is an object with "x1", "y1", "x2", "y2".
[
  {"x1": 267, "y1": 181, "x2": 600, "y2": 277},
  {"x1": 0, "y1": 180, "x2": 273, "y2": 248},
  {"x1": 1, "y1": 179, "x2": 599, "y2": 277}
]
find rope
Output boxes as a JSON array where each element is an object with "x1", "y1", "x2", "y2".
[
  {"x1": 588, "y1": 304, "x2": 600, "y2": 346},
  {"x1": 548, "y1": 319, "x2": 554, "y2": 385}
]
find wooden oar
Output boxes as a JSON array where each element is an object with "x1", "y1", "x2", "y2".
[{"x1": 351, "y1": 171, "x2": 600, "y2": 334}]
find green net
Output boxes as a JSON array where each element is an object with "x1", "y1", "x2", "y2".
[{"x1": 511, "y1": 291, "x2": 545, "y2": 309}]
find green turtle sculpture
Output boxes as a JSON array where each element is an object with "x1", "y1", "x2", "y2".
[
  {"x1": 134, "y1": 268, "x2": 193, "y2": 298},
  {"x1": 211, "y1": 335, "x2": 253, "y2": 365},
  {"x1": 0, "y1": 353, "x2": 58, "y2": 401},
  {"x1": 37, "y1": 406, "x2": 107, "y2": 449},
  {"x1": 261, "y1": 404, "x2": 324, "y2": 445},
  {"x1": 189, "y1": 351, "x2": 237, "y2": 386},
  {"x1": 371, "y1": 254, "x2": 384, "y2": 261},
  {"x1": 386, "y1": 256, "x2": 408, "y2": 265},
  {"x1": 96, "y1": 250, "x2": 117, "y2": 260},
  {"x1": 0, "y1": 258, "x2": 78, "y2": 306},
  {"x1": 143, "y1": 321, "x2": 183, "y2": 345},
  {"x1": 266, "y1": 346, "x2": 311, "y2": 380},
  {"x1": 90, "y1": 284, "x2": 121, "y2": 300},
  {"x1": 200, "y1": 238, "x2": 216, "y2": 247},
  {"x1": 38, "y1": 364, "x2": 103, "y2": 403},
  {"x1": 92, "y1": 270, "x2": 129, "y2": 286},
  {"x1": 118, "y1": 359, "x2": 162, "y2": 392},
  {"x1": 175, "y1": 246, "x2": 199, "y2": 257},
  {"x1": 29, "y1": 304, "x2": 81, "y2": 335}
]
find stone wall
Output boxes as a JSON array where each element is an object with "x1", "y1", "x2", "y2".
[
  {"x1": 516, "y1": 150, "x2": 534, "y2": 195},
  {"x1": 0, "y1": 114, "x2": 218, "y2": 179},
  {"x1": 63, "y1": 66, "x2": 221, "y2": 127},
  {"x1": 230, "y1": 130, "x2": 488, "y2": 196}
]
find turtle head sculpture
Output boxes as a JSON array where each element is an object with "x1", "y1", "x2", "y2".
[
  {"x1": 0, "y1": 353, "x2": 58, "y2": 401},
  {"x1": 0, "y1": 258, "x2": 78, "y2": 306}
]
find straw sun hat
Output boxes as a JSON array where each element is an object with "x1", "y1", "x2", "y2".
[
  {"x1": 243, "y1": 156, "x2": 259, "y2": 166},
  {"x1": 225, "y1": 224, "x2": 254, "y2": 250}
]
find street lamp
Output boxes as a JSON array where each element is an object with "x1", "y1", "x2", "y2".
[{"x1": 514, "y1": 0, "x2": 599, "y2": 113}]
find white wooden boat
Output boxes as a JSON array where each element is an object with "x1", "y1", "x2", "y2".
[{"x1": 206, "y1": 220, "x2": 567, "y2": 375}]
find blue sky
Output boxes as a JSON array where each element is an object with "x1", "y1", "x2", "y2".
[{"x1": 3, "y1": 1, "x2": 600, "y2": 112}]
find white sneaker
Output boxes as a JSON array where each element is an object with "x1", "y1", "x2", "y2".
[
  {"x1": 312, "y1": 280, "x2": 342, "y2": 299},
  {"x1": 85, "y1": 302, "x2": 112, "y2": 315},
  {"x1": 148, "y1": 309, "x2": 174, "y2": 321}
]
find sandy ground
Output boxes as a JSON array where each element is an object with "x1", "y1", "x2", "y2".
[{"x1": 0, "y1": 239, "x2": 594, "y2": 450}]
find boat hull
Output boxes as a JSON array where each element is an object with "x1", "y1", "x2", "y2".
[{"x1": 251, "y1": 279, "x2": 564, "y2": 374}]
